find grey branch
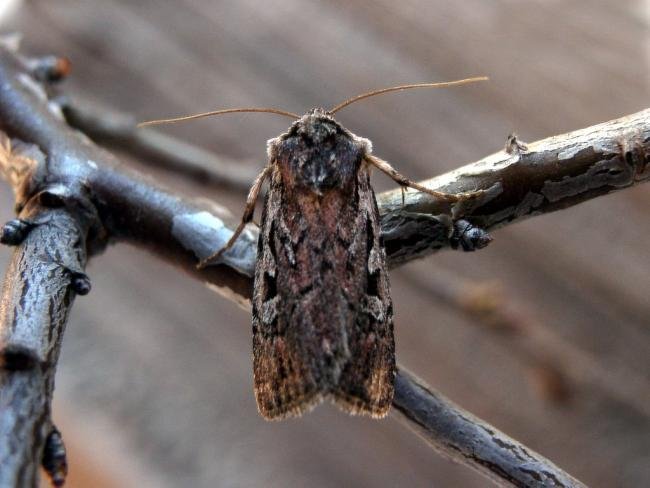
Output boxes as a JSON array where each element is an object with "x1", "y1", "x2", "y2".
[
  {"x1": 379, "y1": 109, "x2": 650, "y2": 264},
  {"x1": 59, "y1": 95, "x2": 258, "y2": 191},
  {"x1": 393, "y1": 369, "x2": 586, "y2": 488},
  {"x1": 60, "y1": 93, "x2": 650, "y2": 267},
  {"x1": 0, "y1": 206, "x2": 86, "y2": 486},
  {"x1": 1, "y1": 44, "x2": 647, "y2": 487},
  {"x1": 403, "y1": 270, "x2": 650, "y2": 415}
]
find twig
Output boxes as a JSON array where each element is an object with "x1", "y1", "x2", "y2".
[
  {"x1": 59, "y1": 95, "x2": 259, "y2": 191},
  {"x1": 404, "y1": 269, "x2": 650, "y2": 416},
  {"x1": 380, "y1": 110, "x2": 650, "y2": 264},
  {"x1": 2, "y1": 45, "x2": 647, "y2": 487},
  {"x1": 393, "y1": 369, "x2": 586, "y2": 488},
  {"x1": 53, "y1": 99, "x2": 650, "y2": 267},
  {"x1": 49, "y1": 107, "x2": 650, "y2": 270}
]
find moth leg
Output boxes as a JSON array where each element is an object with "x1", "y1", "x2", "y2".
[
  {"x1": 365, "y1": 154, "x2": 485, "y2": 203},
  {"x1": 400, "y1": 185, "x2": 407, "y2": 206},
  {"x1": 197, "y1": 165, "x2": 272, "y2": 269}
]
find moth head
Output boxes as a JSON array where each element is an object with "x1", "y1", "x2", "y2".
[{"x1": 267, "y1": 109, "x2": 371, "y2": 194}]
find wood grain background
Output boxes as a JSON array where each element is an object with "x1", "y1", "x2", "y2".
[{"x1": 1, "y1": 1, "x2": 649, "y2": 486}]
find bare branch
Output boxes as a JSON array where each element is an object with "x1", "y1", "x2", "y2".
[
  {"x1": 404, "y1": 269, "x2": 650, "y2": 416},
  {"x1": 393, "y1": 369, "x2": 586, "y2": 488},
  {"x1": 57, "y1": 95, "x2": 650, "y2": 267},
  {"x1": 59, "y1": 95, "x2": 258, "y2": 191},
  {"x1": 381, "y1": 109, "x2": 650, "y2": 264},
  {"x1": 0, "y1": 206, "x2": 87, "y2": 487}
]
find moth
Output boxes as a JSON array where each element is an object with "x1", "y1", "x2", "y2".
[{"x1": 140, "y1": 77, "x2": 487, "y2": 420}]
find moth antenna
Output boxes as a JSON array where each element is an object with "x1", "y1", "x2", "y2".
[
  {"x1": 137, "y1": 107, "x2": 300, "y2": 127},
  {"x1": 329, "y1": 77, "x2": 489, "y2": 114}
]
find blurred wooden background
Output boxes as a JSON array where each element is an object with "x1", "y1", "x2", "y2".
[{"x1": 1, "y1": 1, "x2": 649, "y2": 486}]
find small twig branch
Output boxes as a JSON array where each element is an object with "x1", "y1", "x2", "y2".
[
  {"x1": 393, "y1": 369, "x2": 586, "y2": 488},
  {"x1": 59, "y1": 95, "x2": 258, "y2": 191},
  {"x1": 404, "y1": 269, "x2": 650, "y2": 415},
  {"x1": 379, "y1": 112, "x2": 650, "y2": 218},
  {"x1": 380, "y1": 111, "x2": 650, "y2": 264},
  {"x1": 58, "y1": 93, "x2": 650, "y2": 267},
  {"x1": 2, "y1": 44, "x2": 648, "y2": 486}
]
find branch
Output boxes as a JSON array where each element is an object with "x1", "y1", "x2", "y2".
[
  {"x1": 0, "y1": 204, "x2": 88, "y2": 486},
  {"x1": 52, "y1": 89, "x2": 650, "y2": 267},
  {"x1": 59, "y1": 94, "x2": 258, "y2": 191},
  {"x1": 403, "y1": 269, "x2": 650, "y2": 415},
  {"x1": 380, "y1": 111, "x2": 650, "y2": 264},
  {"x1": 393, "y1": 369, "x2": 586, "y2": 487},
  {"x1": 3, "y1": 45, "x2": 646, "y2": 487}
]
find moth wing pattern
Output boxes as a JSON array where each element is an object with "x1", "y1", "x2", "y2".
[
  {"x1": 331, "y1": 164, "x2": 395, "y2": 417},
  {"x1": 252, "y1": 168, "x2": 321, "y2": 418},
  {"x1": 252, "y1": 160, "x2": 395, "y2": 420}
]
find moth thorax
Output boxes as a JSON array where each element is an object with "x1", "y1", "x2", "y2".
[{"x1": 276, "y1": 118, "x2": 365, "y2": 193}]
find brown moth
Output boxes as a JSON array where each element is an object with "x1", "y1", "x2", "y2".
[
  {"x1": 253, "y1": 109, "x2": 395, "y2": 419},
  {"x1": 139, "y1": 78, "x2": 487, "y2": 420}
]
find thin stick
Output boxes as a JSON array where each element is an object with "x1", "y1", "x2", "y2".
[
  {"x1": 137, "y1": 107, "x2": 300, "y2": 127},
  {"x1": 329, "y1": 77, "x2": 489, "y2": 114}
]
